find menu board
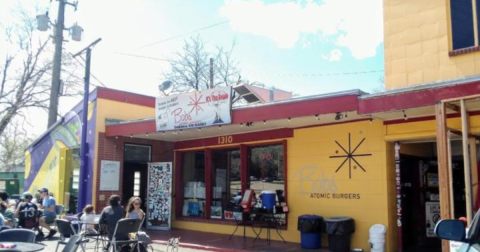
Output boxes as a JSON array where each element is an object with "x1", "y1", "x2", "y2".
[
  {"x1": 100, "y1": 160, "x2": 120, "y2": 191},
  {"x1": 146, "y1": 162, "x2": 173, "y2": 230}
]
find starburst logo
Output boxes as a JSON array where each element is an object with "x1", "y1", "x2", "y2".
[
  {"x1": 329, "y1": 133, "x2": 372, "y2": 179},
  {"x1": 188, "y1": 92, "x2": 205, "y2": 115}
]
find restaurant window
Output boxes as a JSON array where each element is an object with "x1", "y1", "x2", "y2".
[
  {"x1": 178, "y1": 142, "x2": 287, "y2": 222},
  {"x1": 210, "y1": 149, "x2": 241, "y2": 219},
  {"x1": 182, "y1": 151, "x2": 205, "y2": 217},
  {"x1": 248, "y1": 144, "x2": 285, "y2": 206},
  {"x1": 450, "y1": 0, "x2": 479, "y2": 50}
]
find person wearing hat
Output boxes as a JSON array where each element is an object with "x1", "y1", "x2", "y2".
[
  {"x1": 14, "y1": 192, "x2": 38, "y2": 229},
  {"x1": 37, "y1": 187, "x2": 57, "y2": 239}
]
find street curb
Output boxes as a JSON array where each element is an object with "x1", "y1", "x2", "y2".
[{"x1": 152, "y1": 240, "x2": 246, "y2": 252}]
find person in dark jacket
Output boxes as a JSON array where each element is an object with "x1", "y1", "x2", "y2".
[{"x1": 99, "y1": 195, "x2": 125, "y2": 251}]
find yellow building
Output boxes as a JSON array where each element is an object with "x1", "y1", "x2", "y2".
[{"x1": 26, "y1": 2, "x2": 480, "y2": 252}]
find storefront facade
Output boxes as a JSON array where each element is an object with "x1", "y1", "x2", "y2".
[{"x1": 25, "y1": 1, "x2": 480, "y2": 251}]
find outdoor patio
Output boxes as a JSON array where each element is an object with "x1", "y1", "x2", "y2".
[{"x1": 38, "y1": 228, "x2": 334, "y2": 252}]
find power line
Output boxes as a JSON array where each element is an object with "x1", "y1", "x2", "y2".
[
  {"x1": 137, "y1": 20, "x2": 230, "y2": 49},
  {"x1": 114, "y1": 52, "x2": 169, "y2": 61},
  {"x1": 72, "y1": 54, "x2": 107, "y2": 87},
  {"x1": 243, "y1": 70, "x2": 384, "y2": 77}
]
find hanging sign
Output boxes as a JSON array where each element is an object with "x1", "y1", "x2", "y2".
[
  {"x1": 146, "y1": 162, "x2": 173, "y2": 230},
  {"x1": 155, "y1": 86, "x2": 232, "y2": 131}
]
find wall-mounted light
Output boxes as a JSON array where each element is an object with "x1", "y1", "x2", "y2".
[
  {"x1": 403, "y1": 110, "x2": 408, "y2": 120},
  {"x1": 369, "y1": 118, "x2": 373, "y2": 124},
  {"x1": 288, "y1": 117, "x2": 291, "y2": 122},
  {"x1": 263, "y1": 120, "x2": 266, "y2": 125},
  {"x1": 315, "y1": 114, "x2": 320, "y2": 120},
  {"x1": 240, "y1": 123, "x2": 243, "y2": 127},
  {"x1": 146, "y1": 133, "x2": 149, "y2": 137},
  {"x1": 130, "y1": 134, "x2": 133, "y2": 138},
  {"x1": 335, "y1": 112, "x2": 343, "y2": 120}
]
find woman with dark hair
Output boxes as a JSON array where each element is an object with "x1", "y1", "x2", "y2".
[
  {"x1": 126, "y1": 197, "x2": 144, "y2": 220},
  {"x1": 99, "y1": 195, "x2": 124, "y2": 251}
]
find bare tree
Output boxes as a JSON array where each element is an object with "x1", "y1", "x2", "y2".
[
  {"x1": 0, "y1": 6, "x2": 83, "y2": 137},
  {"x1": 213, "y1": 40, "x2": 240, "y2": 88},
  {"x1": 0, "y1": 119, "x2": 33, "y2": 172},
  {"x1": 370, "y1": 76, "x2": 386, "y2": 94},
  {"x1": 161, "y1": 35, "x2": 240, "y2": 95}
]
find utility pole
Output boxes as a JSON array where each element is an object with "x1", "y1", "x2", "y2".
[
  {"x1": 47, "y1": 0, "x2": 66, "y2": 127},
  {"x1": 73, "y1": 38, "x2": 102, "y2": 213},
  {"x1": 210, "y1": 58, "x2": 214, "y2": 89}
]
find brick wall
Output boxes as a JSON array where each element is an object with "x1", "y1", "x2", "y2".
[{"x1": 95, "y1": 132, "x2": 174, "y2": 209}]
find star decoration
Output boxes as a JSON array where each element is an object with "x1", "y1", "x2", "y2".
[
  {"x1": 188, "y1": 92, "x2": 205, "y2": 115},
  {"x1": 329, "y1": 133, "x2": 372, "y2": 179}
]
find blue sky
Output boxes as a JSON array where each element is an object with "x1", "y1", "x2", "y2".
[{"x1": 0, "y1": 0, "x2": 384, "y2": 134}]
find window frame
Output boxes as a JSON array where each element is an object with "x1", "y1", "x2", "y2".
[
  {"x1": 174, "y1": 140, "x2": 288, "y2": 226},
  {"x1": 448, "y1": 0, "x2": 480, "y2": 56}
]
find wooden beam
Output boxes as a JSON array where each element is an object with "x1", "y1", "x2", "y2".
[
  {"x1": 436, "y1": 102, "x2": 451, "y2": 252},
  {"x1": 447, "y1": 131, "x2": 455, "y2": 217},
  {"x1": 470, "y1": 138, "x2": 478, "y2": 212},
  {"x1": 461, "y1": 99, "x2": 473, "y2": 224},
  {"x1": 447, "y1": 128, "x2": 480, "y2": 140},
  {"x1": 445, "y1": 103, "x2": 461, "y2": 113}
]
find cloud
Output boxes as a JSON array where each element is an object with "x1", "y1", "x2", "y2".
[
  {"x1": 322, "y1": 49, "x2": 343, "y2": 61},
  {"x1": 219, "y1": 0, "x2": 383, "y2": 59}
]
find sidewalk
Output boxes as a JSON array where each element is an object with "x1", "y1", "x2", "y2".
[{"x1": 148, "y1": 228, "x2": 332, "y2": 252}]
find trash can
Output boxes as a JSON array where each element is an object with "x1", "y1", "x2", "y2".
[
  {"x1": 298, "y1": 215, "x2": 323, "y2": 249},
  {"x1": 324, "y1": 217, "x2": 355, "y2": 252}
]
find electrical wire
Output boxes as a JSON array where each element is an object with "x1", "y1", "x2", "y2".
[
  {"x1": 72, "y1": 54, "x2": 107, "y2": 87},
  {"x1": 136, "y1": 20, "x2": 230, "y2": 49},
  {"x1": 243, "y1": 70, "x2": 384, "y2": 77},
  {"x1": 114, "y1": 52, "x2": 169, "y2": 61}
]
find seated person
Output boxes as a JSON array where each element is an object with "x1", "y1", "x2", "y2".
[
  {"x1": 0, "y1": 191, "x2": 16, "y2": 210},
  {"x1": 80, "y1": 204, "x2": 97, "y2": 234},
  {"x1": 14, "y1": 192, "x2": 38, "y2": 229},
  {"x1": 37, "y1": 187, "x2": 57, "y2": 239},
  {"x1": 99, "y1": 195, "x2": 125, "y2": 251},
  {"x1": 0, "y1": 200, "x2": 16, "y2": 227},
  {"x1": 233, "y1": 192, "x2": 242, "y2": 205}
]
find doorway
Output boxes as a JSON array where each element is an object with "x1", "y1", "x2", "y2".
[
  {"x1": 123, "y1": 144, "x2": 151, "y2": 211},
  {"x1": 399, "y1": 142, "x2": 465, "y2": 252}
]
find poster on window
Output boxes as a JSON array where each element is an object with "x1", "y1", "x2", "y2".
[
  {"x1": 146, "y1": 162, "x2": 173, "y2": 230},
  {"x1": 425, "y1": 201, "x2": 441, "y2": 237},
  {"x1": 155, "y1": 86, "x2": 232, "y2": 131}
]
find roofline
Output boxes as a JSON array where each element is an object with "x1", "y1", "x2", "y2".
[
  {"x1": 106, "y1": 89, "x2": 367, "y2": 127},
  {"x1": 234, "y1": 89, "x2": 367, "y2": 110},
  {"x1": 360, "y1": 75, "x2": 480, "y2": 99}
]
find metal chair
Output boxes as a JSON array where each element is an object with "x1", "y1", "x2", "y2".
[
  {"x1": 61, "y1": 234, "x2": 84, "y2": 252},
  {"x1": 108, "y1": 218, "x2": 142, "y2": 252},
  {"x1": 0, "y1": 229, "x2": 35, "y2": 243},
  {"x1": 82, "y1": 223, "x2": 106, "y2": 251},
  {"x1": 55, "y1": 219, "x2": 78, "y2": 252}
]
